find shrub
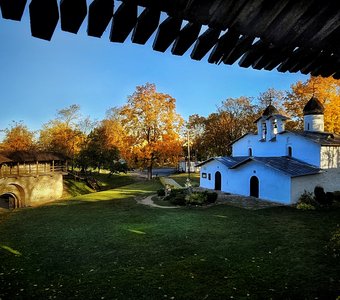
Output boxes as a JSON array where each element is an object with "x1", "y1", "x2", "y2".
[
  {"x1": 328, "y1": 229, "x2": 340, "y2": 258},
  {"x1": 298, "y1": 190, "x2": 316, "y2": 207},
  {"x1": 165, "y1": 189, "x2": 188, "y2": 206},
  {"x1": 314, "y1": 186, "x2": 326, "y2": 206},
  {"x1": 185, "y1": 192, "x2": 207, "y2": 205},
  {"x1": 206, "y1": 192, "x2": 218, "y2": 204},
  {"x1": 296, "y1": 203, "x2": 316, "y2": 211},
  {"x1": 157, "y1": 189, "x2": 165, "y2": 197},
  {"x1": 333, "y1": 191, "x2": 340, "y2": 202}
]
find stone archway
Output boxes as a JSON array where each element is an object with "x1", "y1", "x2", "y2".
[
  {"x1": 0, "y1": 184, "x2": 25, "y2": 208},
  {"x1": 0, "y1": 193, "x2": 18, "y2": 209}
]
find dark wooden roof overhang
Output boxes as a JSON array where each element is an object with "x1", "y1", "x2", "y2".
[{"x1": 1, "y1": 0, "x2": 340, "y2": 78}]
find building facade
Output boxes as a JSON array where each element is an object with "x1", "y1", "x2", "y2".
[{"x1": 198, "y1": 97, "x2": 340, "y2": 204}]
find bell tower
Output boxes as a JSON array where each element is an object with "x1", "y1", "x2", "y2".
[{"x1": 303, "y1": 96, "x2": 324, "y2": 132}]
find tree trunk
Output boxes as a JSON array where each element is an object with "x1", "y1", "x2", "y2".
[{"x1": 147, "y1": 165, "x2": 152, "y2": 180}]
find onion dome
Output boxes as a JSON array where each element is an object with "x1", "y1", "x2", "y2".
[
  {"x1": 303, "y1": 96, "x2": 324, "y2": 115},
  {"x1": 262, "y1": 104, "x2": 279, "y2": 116}
]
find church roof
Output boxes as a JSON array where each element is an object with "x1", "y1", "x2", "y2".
[
  {"x1": 262, "y1": 104, "x2": 279, "y2": 116},
  {"x1": 198, "y1": 155, "x2": 321, "y2": 178},
  {"x1": 303, "y1": 96, "x2": 324, "y2": 115},
  {"x1": 279, "y1": 131, "x2": 340, "y2": 146},
  {"x1": 230, "y1": 156, "x2": 322, "y2": 177},
  {"x1": 196, "y1": 156, "x2": 248, "y2": 168}
]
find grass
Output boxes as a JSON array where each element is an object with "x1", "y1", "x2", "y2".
[
  {"x1": 169, "y1": 172, "x2": 200, "y2": 187},
  {"x1": 63, "y1": 173, "x2": 137, "y2": 198},
  {"x1": 0, "y1": 181, "x2": 340, "y2": 299}
]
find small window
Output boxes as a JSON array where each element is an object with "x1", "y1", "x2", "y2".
[
  {"x1": 202, "y1": 172, "x2": 207, "y2": 178},
  {"x1": 307, "y1": 123, "x2": 310, "y2": 130},
  {"x1": 248, "y1": 148, "x2": 253, "y2": 156},
  {"x1": 208, "y1": 173, "x2": 211, "y2": 180},
  {"x1": 288, "y1": 146, "x2": 292, "y2": 157}
]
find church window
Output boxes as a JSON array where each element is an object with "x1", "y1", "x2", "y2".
[
  {"x1": 248, "y1": 148, "x2": 253, "y2": 156},
  {"x1": 208, "y1": 173, "x2": 211, "y2": 180},
  {"x1": 202, "y1": 173, "x2": 207, "y2": 178}
]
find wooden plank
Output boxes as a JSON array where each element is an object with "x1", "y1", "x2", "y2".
[
  {"x1": 131, "y1": 7, "x2": 160, "y2": 45},
  {"x1": 310, "y1": 53, "x2": 339, "y2": 77},
  {"x1": 190, "y1": 27, "x2": 220, "y2": 61},
  {"x1": 29, "y1": 0, "x2": 59, "y2": 41},
  {"x1": 87, "y1": 0, "x2": 114, "y2": 38},
  {"x1": 238, "y1": 40, "x2": 269, "y2": 68},
  {"x1": 110, "y1": 1, "x2": 137, "y2": 43},
  {"x1": 172, "y1": 22, "x2": 201, "y2": 56},
  {"x1": 264, "y1": 47, "x2": 294, "y2": 70},
  {"x1": 333, "y1": 72, "x2": 340, "y2": 80},
  {"x1": 153, "y1": 16, "x2": 182, "y2": 52},
  {"x1": 208, "y1": 29, "x2": 239, "y2": 64},
  {"x1": 287, "y1": 49, "x2": 318, "y2": 73},
  {"x1": 262, "y1": 0, "x2": 315, "y2": 47},
  {"x1": 230, "y1": 0, "x2": 291, "y2": 37},
  {"x1": 251, "y1": 44, "x2": 285, "y2": 70},
  {"x1": 0, "y1": 0, "x2": 26, "y2": 21},
  {"x1": 223, "y1": 35, "x2": 255, "y2": 65},
  {"x1": 300, "y1": 51, "x2": 328, "y2": 75},
  {"x1": 277, "y1": 48, "x2": 305, "y2": 73},
  {"x1": 60, "y1": 0, "x2": 87, "y2": 34}
]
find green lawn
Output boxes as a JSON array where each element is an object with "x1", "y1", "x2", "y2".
[
  {"x1": 169, "y1": 173, "x2": 200, "y2": 187},
  {"x1": 0, "y1": 181, "x2": 339, "y2": 299}
]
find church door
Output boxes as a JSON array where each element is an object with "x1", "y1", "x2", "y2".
[
  {"x1": 250, "y1": 176, "x2": 259, "y2": 198},
  {"x1": 215, "y1": 171, "x2": 222, "y2": 191}
]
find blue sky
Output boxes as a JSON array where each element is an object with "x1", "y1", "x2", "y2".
[{"x1": 0, "y1": 5, "x2": 308, "y2": 136}]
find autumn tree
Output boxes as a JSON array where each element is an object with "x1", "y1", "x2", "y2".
[
  {"x1": 284, "y1": 76, "x2": 340, "y2": 133},
  {"x1": 120, "y1": 83, "x2": 184, "y2": 179},
  {"x1": 39, "y1": 105, "x2": 85, "y2": 164},
  {"x1": 0, "y1": 121, "x2": 36, "y2": 152}
]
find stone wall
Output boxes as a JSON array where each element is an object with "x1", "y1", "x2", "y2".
[
  {"x1": 291, "y1": 168, "x2": 340, "y2": 203},
  {"x1": 0, "y1": 173, "x2": 63, "y2": 207}
]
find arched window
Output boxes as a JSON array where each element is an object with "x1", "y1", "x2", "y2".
[
  {"x1": 288, "y1": 146, "x2": 292, "y2": 157},
  {"x1": 248, "y1": 148, "x2": 253, "y2": 156}
]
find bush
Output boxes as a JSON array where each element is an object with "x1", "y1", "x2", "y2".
[
  {"x1": 157, "y1": 189, "x2": 165, "y2": 197},
  {"x1": 185, "y1": 192, "x2": 207, "y2": 205},
  {"x1": 314, "y1": 186, "x2": 333, "y2": 207},
  {"x1": 333, "y1": 191, "x2": 340, "y2": 202},
  {"x1": 298, "y1": 190, "x2": 317, "y2": 207},
  {"x1": 165, "y1": 189, "x2": 188, "y2": 206},
  {"x1": 296, "y1": 203, "x2": 316, "y2": 211},
  {"x1": 328, "y1": 229, "x2": 340, "y2": 258},
  {"x1": 206, "y1": 192, "x2": 218, "y2": 204}
]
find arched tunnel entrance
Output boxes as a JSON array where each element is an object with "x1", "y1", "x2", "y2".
[{"x1": 0, "y1": 193, "x2": 18, "y2": 209}]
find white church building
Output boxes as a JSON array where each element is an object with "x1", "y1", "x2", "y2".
[{"x1": 198, "y1": 97, "x2": 340, "y2": 204}]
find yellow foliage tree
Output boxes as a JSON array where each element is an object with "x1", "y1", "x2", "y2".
[
  {"x1": 285, "y1": 76, "x2": 340, "y2": 133},
  {"x1": 120, "y1": 83, "x2": 184, "y2": 179},
  {"x1": 0, "y1": 121, "x2": 36, "y2": 152}
]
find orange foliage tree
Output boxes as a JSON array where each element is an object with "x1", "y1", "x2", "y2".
[
  {"x1": 0, "y1": 121, "x2": 36, "y2": 152},
  {"x1": 39, "y1": 105, "x2": 85, "y2": 163},
  {"x1": 120, "y1": 83, "x2": 184, "y2": 179},
  {"x1": 284, "y1": 76, "x2": 340, "y2": 133}
]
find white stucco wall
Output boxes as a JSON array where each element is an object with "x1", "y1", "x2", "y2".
[
  {"x1": 227, "y1": 161, "x2": 291, "y2": 204},
  {"x1": 232, "y1": 132, "x2": 321, "y2": 167},
  {"x1": 321, "y1": 146, "x2": 340, "y2": 169},
  {"x1": 291, "y1": 168, "x2": 340, "y2": 203},
  {"x1": 200, "y1": 160, "x2": 229, "y2": 191},
  {"x1": 200, "y1": 159, "x2": 292, "y2": 204}
]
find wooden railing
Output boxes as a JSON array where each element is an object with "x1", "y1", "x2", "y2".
[{"x1": 0, "y1": 163, "x2": 67, "y2": 178}]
